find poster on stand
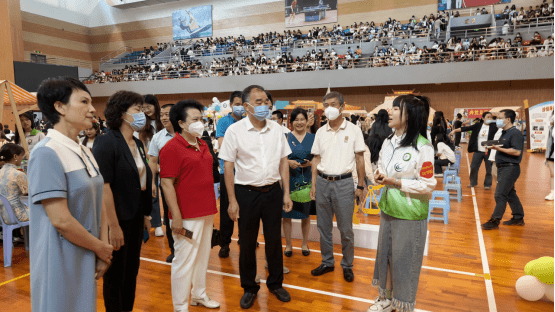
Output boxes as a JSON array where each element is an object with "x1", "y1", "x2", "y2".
[
  {"x1": 453, "y1": 108, "x2": 491, "y2": 143},
  {"x1": 528, "y1": 101, "x2": 554, "y2": 150}
]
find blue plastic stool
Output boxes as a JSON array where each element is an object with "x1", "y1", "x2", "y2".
[
  {"x1": 444, "y1": 180, "x2": 463, "y2": 202},
  {"x1": 443, "y1": 170, "x2": 458, "y2": 185},
  {"x1": 427, "y1": 191, "x2": 451, "y2": 224},
  {"x1": 0, "y1": 195, "x2": 29, "y2": 267}
]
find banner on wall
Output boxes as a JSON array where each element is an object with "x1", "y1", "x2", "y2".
[
  {"x1": 453, "y1": 107, "x2": 491, "y2": 143},
  {"x1": 285, "y1": 0, "x2": 338, "y2": 28},
  {"x1": 172, "y1": 5, "x2": 213, "y2": 40},
  {"x1": 438, "y1": 0, "x2": 510, "y2": 11},
  {"x1": 528, "y1": 101, "x2": 554, "y2": 150}
]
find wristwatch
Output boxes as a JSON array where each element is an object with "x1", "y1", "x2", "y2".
[{"x1": 356, "y1": 185, "x2": 365, "y2": 190}]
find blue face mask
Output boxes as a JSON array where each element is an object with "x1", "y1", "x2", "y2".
[
  {"x1": 496, "y1": 119, "x2": 506, "y2": 128},
  {"x1": 484, "y1": 119, "x2": 494, "y2": 125},
  {"x1": 125, "y1": 112, "x2": 147, "y2": 131},
  {"x1": 232, "y1": 106, "x2": 245, "y2": 117},
  {"x1": 246, "y1": 103, "x2": 270, "y2": 121}
]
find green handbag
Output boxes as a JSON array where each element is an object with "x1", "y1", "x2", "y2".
[{"x1": 290, "y1": 183, "x2": 312, "y2": 203}]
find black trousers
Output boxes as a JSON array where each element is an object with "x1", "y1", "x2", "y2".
[
  {"x1": 236, "y1": 183, "x2": 284, "y2": 294},
  {"x1": 492, "y1": 165, "x2": 524, "y2": 220},
  {"x1": 469, "y1": 151, "x2": 493, "y2": 187},
  {"x1": 454, "y1": 133, "x2": 461, "y2": 147},
  {"x1": 219, "y1": 173, "x2": 235, "y2": 247},
  {"x1": 434, "y1": 158, "x2": 453, "y2": 174},
  {"x1": 161, "y1": 187, "x2": 174, "y2": 253},
  {"x1": 103, "y1": 212, "x2": 144, "y2": 312}
]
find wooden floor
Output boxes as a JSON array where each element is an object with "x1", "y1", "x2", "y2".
[{"x1": 1, "y1": 146, "x2": 554, "y2": 311}]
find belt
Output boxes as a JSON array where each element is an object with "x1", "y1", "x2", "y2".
[
  {"x1": 242, "y1": 182, "x2": 279, "y2": 193},
  {"x1": 497, "y1": 163, "x2": 519, "y2": 168},
  {"x1": 318, "y1": 172, "x2": 352, "y2": 182}
]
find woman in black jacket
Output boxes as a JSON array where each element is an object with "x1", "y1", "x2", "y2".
[{"x1": 449, "y1": 111, "x2": 498, "y2": 189}]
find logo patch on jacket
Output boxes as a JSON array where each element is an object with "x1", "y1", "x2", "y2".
[
  {"x1": 403, "y1": 153, "x2": 411, "y2": 161},
  {"x1": 420, "y1": 161, "x2": 433, "y2": 178}
]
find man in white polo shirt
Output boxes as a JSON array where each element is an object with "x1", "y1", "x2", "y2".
[
  {"x1": 219, "y1": 85, "x2": 293, "y2": 309},
  {"x1": 309, "y1": 91, "x2": 366, "y2": 283}
]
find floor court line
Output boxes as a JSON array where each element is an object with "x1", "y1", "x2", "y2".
[
  {"x1": 139, "y1": 257, "x2": 432, "y2": 312},
  {"x1": 231, "y1": 239, "x2": 481, "y2": 278},
  {"x1": 0, "y1": 273, "x2": 30, "y2": 287},
  {"x1": 465, "y1": 153, "x2": 497, "y2": 312}
]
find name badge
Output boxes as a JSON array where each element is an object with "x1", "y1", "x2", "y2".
[{"x1": 344, "y1": 136, "x2": 349, "y2": 143}]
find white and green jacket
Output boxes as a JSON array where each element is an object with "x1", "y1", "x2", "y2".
[{"x1": 378, "y1": 134, "x2": 437, "y2": 220}]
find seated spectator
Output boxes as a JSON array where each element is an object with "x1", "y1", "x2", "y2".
[
  {"x1": 433, "y1": 134, "x2": 456, "y2": 176},
  {"x1": 531, "y1": 31, "x2": 542, "y2": 45},
  {"x1": 502, "y1": 22, "x2": 510, "y2": 35},
  {"x1": 0, "y1": 143, "x2": 28, "y2": 224},
  {"x1": 514, "y1": 32, "x2": 523, "y2": 45}
]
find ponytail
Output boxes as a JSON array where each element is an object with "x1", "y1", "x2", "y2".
[{"x1": 0, "y1": 143, "x2": 25, "y2": 162}]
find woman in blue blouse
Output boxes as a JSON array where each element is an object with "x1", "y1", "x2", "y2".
[{"x1": 282, "y1": 108, "x2": 316, "y2": 257}]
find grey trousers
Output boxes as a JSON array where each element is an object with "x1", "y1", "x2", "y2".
[{"x1": 315, "y1": 175, "x2": 355, "y2": 269}]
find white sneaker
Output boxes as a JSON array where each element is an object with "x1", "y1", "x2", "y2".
[
  {"x1": 546, "y1": 192, "x2": 554, "y2": 201},
  {"x1": 190, "y1": 296, "x2": 220, "y2": 308},
  {"x1": 367, "y1": 297, "x2": 393, "y2": 312},
  {"x1": 154, "y1": 227, "x2": 164, "y2": 237}
]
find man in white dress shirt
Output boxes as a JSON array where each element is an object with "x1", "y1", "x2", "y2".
[
  {"x1": 309, "y1": 91, "x2": 366, "y2": 283},
  {"x1": 219, "y1": 85, "x2": 293, "y2": 309}
]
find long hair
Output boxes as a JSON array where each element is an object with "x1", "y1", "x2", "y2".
[
  {"x1": 14, "y1": 112, "x2": 36, "y2": 145},
  {"x1": 391, "y1": 95, "x2": 430, "y2": 150},
  {"x1": 365, "y1": 134, "x2": 384, "y2": 164},
  {"x1": 139, "y1": 94, "x2": 162, "y2": 143},
  {"x1": 82, "y1": 122, "x2": 100, "y2": 146}
]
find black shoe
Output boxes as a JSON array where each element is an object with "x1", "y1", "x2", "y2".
[
  {"x1": 343, "y1": 268, "x2": 354, "y2": 282},
  {"x1": 484, "y1": 186, "x2": 492, "y2": 190},
  {"x1": 302, "y1": 247, "x2": 310, "y2": 256},
  {"x1": 311, "y1": 264, "x2": 334, "y2": 276},
  {"x1": 219, "y1": 245, "x2": 230, "y2": 258},
  {"x1": 166, "y1": 253, "x2": 174, "y2": 263},
  {"x1": 284, "y1": 250, "x2": 292, "y2": 257},
  {"x1": 240, "y1": 292, "x2": 257, "y2": 309},
  {"x1": 270, "y1": 288, "x2": 291, "y2": 302},
  {"x1": 482, "y1": 218, "x2": 500, "y2": 230},
  {"x1": 503, "y1": 218, "x2": 525, "y2": 226},
  {"x1": 467, "y1": 184, "x2": 476, "y2": 188}
]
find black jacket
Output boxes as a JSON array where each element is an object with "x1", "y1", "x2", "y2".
[
  {"x1": 460, "y1": 122, "x2": 498, "y2": 153},
  {"x1": 93, "y1": 129, "x2": 153, "y2": 221},
  {"x1": 201, "y1": 136, "x2": 220, "y2": 183}
]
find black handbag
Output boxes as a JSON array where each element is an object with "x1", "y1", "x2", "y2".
[{"x1": 211, "y1": 227, "x2": 221, "y2": 249}]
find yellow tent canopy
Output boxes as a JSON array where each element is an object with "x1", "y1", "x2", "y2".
[{"x1": 0, "y1": 80, "x2": 36, "y2": 154}]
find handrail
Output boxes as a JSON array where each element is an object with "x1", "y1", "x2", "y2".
[
  {"x1": 25, "y1": 57, "x2": 92, "y2": 69},
  {"x1": 100, "y1": 46, "x2": 133, "y2": 65},
  {"x1": 84, "y1": 46, "x2": 553, "y2": 83}
]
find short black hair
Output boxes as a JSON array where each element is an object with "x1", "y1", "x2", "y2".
[
  {"x1": 37, "y1": 77, "x2": 91, "y2": 125},
  {"x1": 323, "y1": 91, "x2": 344, "y2": 106},
  {"x1": 290, "y1": 107, "x2": 308, "y2": 125},
  {"x1": 482, "y1": 111, "x2": 492, "y2": 119},
  {"x1": 500, "y1": 109, "x2": 516, "y2": 123},
  {"x1": 161, "y1": 104, "x2": 174, "y2": 110},
  {"x1": 242, "y1": 85, "x2": 265, "y2": 104},
  {"x1": 170, "y1": 99, "x2": 204, "y2": 134},
  {"x1": 0, "y1": 143, "x2": 25, "y2": 162},
  {"x1": 272, "y1": 110, "x2": 284, "y2": 120},
  {"x1": 266, "y1": 91, "x2": 274, "y2": 105},
  {"x1": 229, "y1": 91, "x2": 242, "y2": 104},
  {"x1": 104, "y1": 91, "x2": 144, "y2": 130},
  {"x1": 457, "y1": 113, "x2": 462, "y2": 119},
  {"x1": 391, "y1": 94, "x2": 430, "y2": 150}
]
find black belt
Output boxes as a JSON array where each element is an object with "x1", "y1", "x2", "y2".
[
  {"x1": 318, "y1": 172, "x2": 352, "y2": 182},
  {"x1": 242, "y1": 182, "x2": 279, "y2": 193},
  {"x1": 497, "y1": 163, "x2": 519, "y2": 168}
]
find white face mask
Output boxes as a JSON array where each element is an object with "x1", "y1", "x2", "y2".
[
  {"x1": 183, "y1": 121, "x2": 204, "y2": 138},
  {"x1": 324, "y1": 106, "x2": 341, "y2": 121}
]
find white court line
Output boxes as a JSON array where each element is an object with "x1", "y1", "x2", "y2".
[
  {"x1": 465, "y1": 153, "x2": 497, "y2": 312},
  {"x1": 232, "y1": 239, "x2": 479, "y2": 277},
  {"x1": 139, "y1": 256, "x2": 432, "y2": 312}
]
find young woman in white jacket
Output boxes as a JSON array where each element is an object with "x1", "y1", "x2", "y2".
[{"x1": 368, "y1": 95, "x2": 437, "y2": 312}]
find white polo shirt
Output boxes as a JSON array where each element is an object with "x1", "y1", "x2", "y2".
[
  {"x1": 311, "y1": 118, "x2": 366, "y2": 175},
  {"x1": 219, "y1": 117, "x2": 291, "y2": 187}
]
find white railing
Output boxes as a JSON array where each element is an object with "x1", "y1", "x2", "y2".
[{"x1": 100, "y1": 46, "x2": 134, "y2": 65}]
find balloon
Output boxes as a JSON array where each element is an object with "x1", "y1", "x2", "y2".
[
  {"x1": 204, "y1": 106, "x2": 208, "y2": 110},
  {"x1": 516, "y1": 275, "x2": 547, "y2": 301},
  {"x1": 214, "y1": 106, "x2": 220, "y2": 112},
  {"x1": 525, "y1": 257, "x2": 554, "y2": 285},
  {"x1": 207, "y1": 114, "x2": 212, "y2": 118},
  {"x1": 545, "y1": 284, "x2": 554, "y2": 302}
]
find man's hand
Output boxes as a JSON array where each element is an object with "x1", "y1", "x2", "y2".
[
  {"x1": 228, "y1": 199, "x2": 240, "y2": 222},
  {"x1": 108, "y1": 225, "x2": 124, "y2": 251},
  {"x1": 95, "y1": 258, "x2": 111, "y2": 280},
  {"x1": 355, "y1": 189, "x2": 364, "y2": 204},
  {"x1": 309, "y1": 184, "x2": 316, "y2": 201},
  {"x1": 283, "y1": 194, "x2": 293, "y2": 213}
]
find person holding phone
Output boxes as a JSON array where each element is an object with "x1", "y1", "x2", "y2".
[
  {"x1": 283, "y1": 108, "x2": 316, "y2": 257},
  {"x1": 160, "y1": 100, "x2": 220, "y2": 312},
  {"x1": 369, "y1": 95, "x2": 436, "y2": 312}
]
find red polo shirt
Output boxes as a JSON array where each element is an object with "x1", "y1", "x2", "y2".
[{"x1": 159, "y1": 134, "x2": 217, "y2": 219}]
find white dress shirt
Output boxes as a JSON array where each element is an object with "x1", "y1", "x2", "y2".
[
  {"x1": 477, "y1": 124, "x2": 490, "y2": 152},
  {"x1": 311, "y1": 118, "x2": 366, "y2": 175},
  {"x1": 219, "y1": 117, "x2": 291, "y2": 187}
]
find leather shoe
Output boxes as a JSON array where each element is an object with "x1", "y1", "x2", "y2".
[
  {"x1": 311, "y1": 264, "x2": 334, "y2": 276},
  {"x1": 166, "y1": 253, "x2": 174, "y2": 263},
  {"x1": 302, "y1": 247, "x2": 310, "y2": 256},
  {"x1": 218, "y1": 245, "x2": 230, "y2": 258},
  {"x1": 240, "y1": 292, "x2": 257, "y2": 309},
  {"x1": 270, "y1": 287, "x2": 291, "y2": 302},
  {"x1": 343, "y1": 268, "x2": 354, "y2": 282},
  {"x1": 284, "y1": 250, "x2": 292, "y2": 257}
]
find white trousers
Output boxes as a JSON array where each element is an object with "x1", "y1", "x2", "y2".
[{"x1": 170, "y1": 215, "x2": 214, "y2": 311}]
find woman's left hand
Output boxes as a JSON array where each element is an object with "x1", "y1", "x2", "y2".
[
  {"x1": 95, "y1": 257, "x2": 111, "y2": 280},
  {"x1": 144, "y1": 217, "x2": 152, "y2": 233}
]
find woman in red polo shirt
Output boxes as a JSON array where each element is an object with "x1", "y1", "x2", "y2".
[{"x1": 159, "y1": 99, "x2": 219, "y2": 312}]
